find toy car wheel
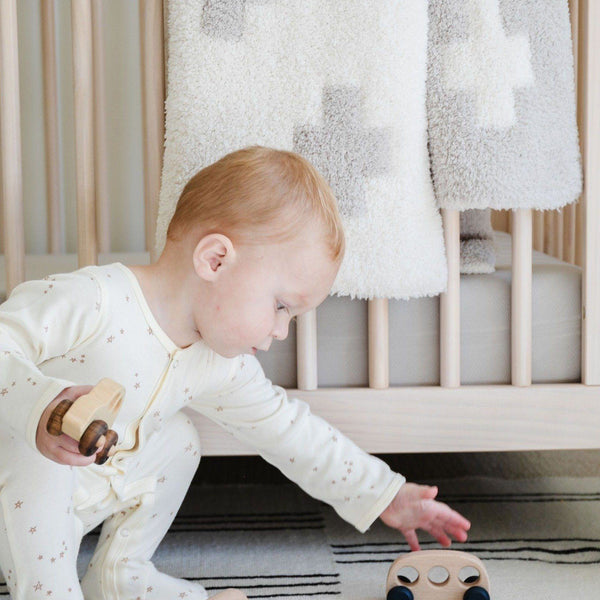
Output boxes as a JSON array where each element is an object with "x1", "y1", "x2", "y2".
[
  {"x1": 79, "y1": 420, "x2": 108, "y2": 457},
  {"x1": 46, "y1": 399, "x2": 74, "y2": 436},
  {"x1": 463, "y1": 586, "x2": 491, "y2": 600},
  {"x1": 386, "y1": 585, "x2": 414, "y2": 600},
  {"x1": 94, "y1": 429, "x2": 119, "y2": 465}
]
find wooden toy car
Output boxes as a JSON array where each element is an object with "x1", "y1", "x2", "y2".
[
  {"x1": 386, "y1": 550, "x2": 490, "y2": 600},
  {"x1": 46, "y1": 378, "x2": 124, "y2": 465}
]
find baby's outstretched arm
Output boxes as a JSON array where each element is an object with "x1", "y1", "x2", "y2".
[{"x1": 379, "y1": 483, "x2": 471, "y2": 551}]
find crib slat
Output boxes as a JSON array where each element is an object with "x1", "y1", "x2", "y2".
[
  {"x1": 554, "y1": 209, "x2": 564, "y2": 259},
  {"x1": 511, "y1": 209, "x2": 533, "y2": 386},
  {"x1": 564, "y1": 205, "x2": 577, "y2": 264},
  {"x1": 92, "y1": 0, "x2": 110, "y2": 253},
  {"x1": 72, "y1": 0, "x2": 98, "y2": 267},
  {"x1": 543, "y1": 211, "x2": 555, "y2": 257},
  {"x1": 440, "y1": 209, "x2": 460, "y2": 388},
  {"x1": 532, "y1": 210, "x2": 544, "y2": 252},
  {"x1": 41, "y1": 0, "x2": 64, "y2": 254},
  {"x1": 564, "y1": 0, "x2": 579, "y2": 265},
  {"x1": 297, "y1": 310, "x2": 318, "y2": 391},
  {"x1": 575, "y1": 0, "x2": 585, "y2": 268},
  {"x1": 368, "y1": 298, "x2": 389, "y2": 389},
  {"x1": 0, "y1": 0, "x2": 26, "y2": 293},
  {"x1": 139, "y1": 0, "x2": 165, "y2": 260},
  {"x1": 581, "y1": 0, "x2": 600, "y2": 385}
]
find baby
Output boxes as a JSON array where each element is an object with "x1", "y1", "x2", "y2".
[{"x1": 0, "y1": 147, "x2": 470, "y2": 600}]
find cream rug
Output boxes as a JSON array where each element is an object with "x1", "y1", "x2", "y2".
[{"x1": 2, "y1": 476, "x2": 593, "y2": 599}]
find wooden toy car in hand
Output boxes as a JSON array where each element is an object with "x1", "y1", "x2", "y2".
[
  {"x1": 46, "y1": 378, "x2": 124, "y2": 465},
  {"x1": 386, "y1": 550, "x2": 491, "y2": 600}
]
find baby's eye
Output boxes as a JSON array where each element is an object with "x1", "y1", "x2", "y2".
[{"x1": 276, "y1": 301, "x2": 288, "y2": 312}]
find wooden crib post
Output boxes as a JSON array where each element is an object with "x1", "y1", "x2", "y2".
[
  {"x1": 139, "y1": 0, "x2": 165, "y2": 262},
  {"x1": 71, "y1": 0, "x2": 98, "y2": 267},
  {"x1": 562, "y1": 0, "x2": 580, "y2": 265},
  {"x1": 0, "y1": 0, "x2": 26, "y2": 294},
  {"x1": 580, "y1": 0, "x2": 600, "y2": 385},
  {"x1": 368, "y1": 298, "x2": 389, "y2": 389},
  {"x1": 573, "y1": 0, "x2": 585, "y2": 269},
  {"x1": 440, "y1": 209, "x2": 460, "y2": 388},
  {"x1": 532, "y1": 211, "x2": 544, "y2": 252},
  {"x1": 511, "y1": 209, "x2": 533, "y2": 386},
  {"x1": 41, "y1": 0, "x2": 64, "y2": 254},
  {"x1": 92, "y1": 0, "x2": 110, "y2": 254},
  {"x1": 297, "y1": 310, "x2": 318, "y2": 391}
]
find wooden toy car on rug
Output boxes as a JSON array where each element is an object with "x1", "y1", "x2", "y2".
[
  {"x1": 386, "y1": 550, "x2": 490, "y2": 600},
  {"x1": 46, "y1": 378, "x2": 124, "y2": 465}
]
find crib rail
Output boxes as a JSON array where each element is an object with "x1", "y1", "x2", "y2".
[
  {"x1": 0, "y1": 0, "x2": 599, "y2": 455},
  {"x1": 0, "y1": 0, "x2": 25, "y2": 292}
]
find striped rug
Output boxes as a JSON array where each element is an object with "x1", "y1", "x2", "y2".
[{"x1": 2, "y1": 476, "x2": 599, "y2": 599}]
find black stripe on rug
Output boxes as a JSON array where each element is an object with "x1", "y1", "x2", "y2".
[
  {"x1": 331, "y1": 538, "x2": 600, "y2": 565},
  {"x1": 86, "y1": 511, "x2": 326, "y2": 534},
  {"x1": 331, "y1": 537, "x2": 600, "y2": 548},
  {"x1": 440, "y1": 492, "x2": 600, "y2": 503},
  {"x1": 188, "y1": 573, "x2": 342, "y2": 599}
]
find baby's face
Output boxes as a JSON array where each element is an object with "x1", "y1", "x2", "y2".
[{"x1": 194, "y1": 232, "x2": 339, "y2": 359}]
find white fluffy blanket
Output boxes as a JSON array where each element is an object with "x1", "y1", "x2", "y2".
[
  {"x1": 155, "y1": 0, "x2": 447, "y2": 300},
  {"x1": 427, "y1": 0, "x2": 582, "y2": 211}
]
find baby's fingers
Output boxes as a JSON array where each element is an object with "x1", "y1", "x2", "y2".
[
  {"x1": 429, "y1": 526, "x2": 452, "y2": 548},
  {"x1": 445, "y1": 509, "x2": 471, "y2": 534},
  {"x1": 53, "y1": 444, "x2": 97, "y2": 467},
  {"x1": 430, "y1": 512, "x2": 470, "y2": 544},
  {"x1": 444, "y1": 520, "x2": 470, "y2": 543},
  {"x1": 58, "y1": 434, "x2": 81, "y2": 454},
  {"x1": 402, "y1": 529, "x2": 421, "y2": 552}
]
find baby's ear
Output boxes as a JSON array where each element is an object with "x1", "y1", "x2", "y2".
[{"x1": 192, "y1": 234, "x2": 235, "y2": 281}]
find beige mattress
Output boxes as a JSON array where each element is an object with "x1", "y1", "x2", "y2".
[{"x1": 0, "y1": 232, "x2": 581, "y2": 385}]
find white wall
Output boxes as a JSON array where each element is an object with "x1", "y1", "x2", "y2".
[{"x1": 7, "y1": 0, "x2": 146, "y2": 254}]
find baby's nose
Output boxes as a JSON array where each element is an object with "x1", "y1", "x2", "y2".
[{"x1": 272, "y1": 320, "x2": 290, "y2": 342}]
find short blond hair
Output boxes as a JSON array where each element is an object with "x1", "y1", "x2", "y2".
[{"x1": 166, "y1": 146, "x2": 345, "y2": 262}]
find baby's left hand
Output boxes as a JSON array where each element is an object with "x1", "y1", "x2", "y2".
[{"x1": 379, "y1": 483, "x2": 471, "y2": 551}]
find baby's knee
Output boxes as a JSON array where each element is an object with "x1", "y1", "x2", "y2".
[{"x1": 163, "y1": 411, "x2": 201, "y2": 448}]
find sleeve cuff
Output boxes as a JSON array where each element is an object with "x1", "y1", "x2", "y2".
[
  {"x1": 355, "y1": 474, "x2": 405, "y2": 533},
  {"x1": 24, "y1": 378, "x2": 75, "y2": 451}
]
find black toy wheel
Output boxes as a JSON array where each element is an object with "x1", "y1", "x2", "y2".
[
  {"x1": 463, "y1": 586, "x2": 491, "y2": 600},
  {"x1": 79, "y1": 420, "x2": 108, "y2": 457},
  {"x1": 387, "y1": 586, "x2": 414, "y2": 600},
  {"x1": 95, "y1": 429, "x2": 119, "y2": 465}
]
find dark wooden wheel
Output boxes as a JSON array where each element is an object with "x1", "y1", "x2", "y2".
[
  {"x1": 46, "y1": 399, "x2": 74, "y2": 436},
  {"x1": 79, "y1": 420, "x2": 108, "y2": 456},
  {"x1": 95, "y1": 429, "x2": 118, "y2": 465},
  {"x1": 463, "y1": 587, "x2": 491, "y2": 600}
]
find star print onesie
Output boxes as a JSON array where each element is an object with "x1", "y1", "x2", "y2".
[{"x1": 0, "y1": 264, "x2": 404, "y2": 600}]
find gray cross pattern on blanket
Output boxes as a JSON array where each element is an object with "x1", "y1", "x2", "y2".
[
  {"x1": 201, "y1": 0, "x2": 276, "y2": 39},
  {"x1": 440, "y1": 0, "x2": 533, "y2": 130},
  {"x1": 293, "y1": 86, "x2": 392, "y2": 217}
]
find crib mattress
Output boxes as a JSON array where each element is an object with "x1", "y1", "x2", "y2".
[{"x1": 0, "y1": 232, "x2": 581, "y2": 385}]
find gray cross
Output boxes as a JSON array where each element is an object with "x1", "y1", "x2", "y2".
[
  {"x1": 201, "y1": 0, "x2": 274, "y2": 40},
  {"x1": 293, "y1": 86, "x2": 392, "y2": 217},
  {"x1": 442, "y1": 0, "x2": 533, "y2": 129}
]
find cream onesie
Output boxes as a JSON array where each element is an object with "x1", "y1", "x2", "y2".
[{"x1": 0, "y1": 263, "x2": 404, "y2": 600}]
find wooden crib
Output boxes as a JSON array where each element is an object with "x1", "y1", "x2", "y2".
[{"x1": 0, "y1": 0, "x2": 598, "y2": 456}]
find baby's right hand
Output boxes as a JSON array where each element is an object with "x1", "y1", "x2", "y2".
[{"x1": 36, "y1": 385, "x2": 96, "y2": 466}]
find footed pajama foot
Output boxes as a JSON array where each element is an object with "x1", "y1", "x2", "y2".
[
  {"x1": 82, "y1": 564, "x2": 209, "y2": 599},
  {"x1": 210, "y1": 590, "x2": 248, "y2": 600}
]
